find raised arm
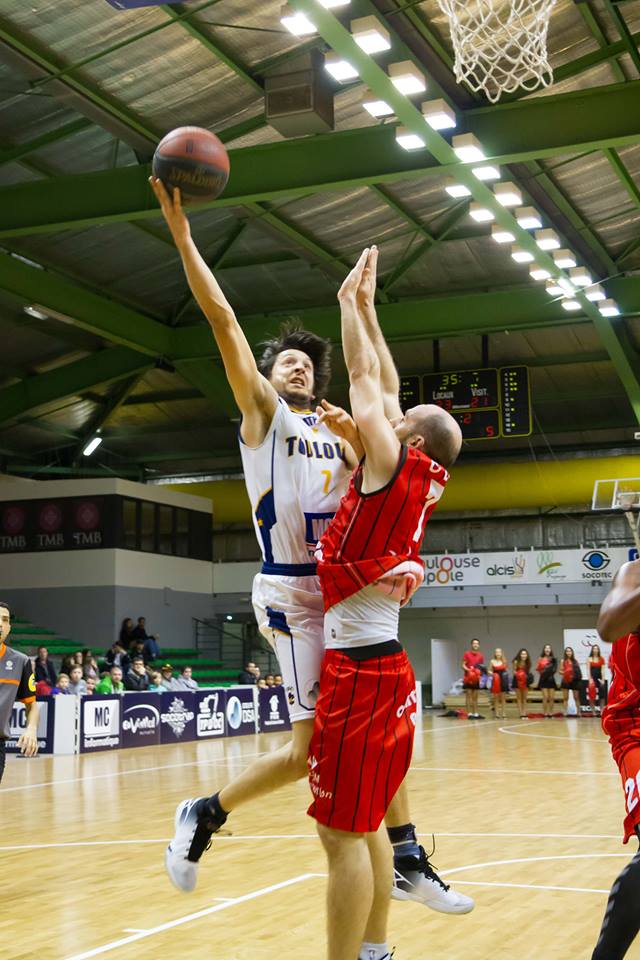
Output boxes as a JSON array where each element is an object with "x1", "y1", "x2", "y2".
[
  {"x1": 150, "y1": 179, "x2": 277, "y2": 445},
  {"x1": 597, "y1": 560, "x2": 640, "y2": 642},
  {"x1": 356, "y1": 245, "x2": 402, "y2": 421},
  {"x1": 338, "y1": 249, "x2": 400, "y2": 489}
]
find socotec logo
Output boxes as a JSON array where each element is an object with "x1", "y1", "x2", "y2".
[{"x1": 581, "y1": 550, "x2": 612, "y2": 580}]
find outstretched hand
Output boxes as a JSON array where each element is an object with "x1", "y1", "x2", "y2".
[
  {"x1": 337, "y1": 247, "x2": 370, "y2": 302},
  {"x1": 315, "y1": 399, "x2": 359, "y2": 445},
  {"x1": 149, "y1": 177, "x2": 191, "y2": 247},
  {"x1": 357, "y1": 245, "x2": 378, "y2": 309}
]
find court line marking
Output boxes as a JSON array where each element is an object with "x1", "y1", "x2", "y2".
[
  {"x1": 449, "y1": 880, "x2": 610, "y2": 894},
  {"x1": 411, "y1": 765, "x2": 616, "y2": 777},
  {"x1": 0, "y1": 751, "x2": 269, "y2": 794},
  {"x1": 498, "y1": 720, "x2": 607, "y2": 743},
  {"x1": 440, "y1": 852, "x2": 629, "y2": 878},
  {"x1": 121, "y1": 929, "x2": 147, "y2": 934},
  {"x1": 64, "y1": 873, "x2": 326, "y2": 960}
]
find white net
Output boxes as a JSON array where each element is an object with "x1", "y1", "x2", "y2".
[{"x1": 437, "y1": 0, "x2": 558, "y2": 103}]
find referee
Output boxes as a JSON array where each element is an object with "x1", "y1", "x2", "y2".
[{"x1": 0, "y1": 601, "x2": 39, "y2": 781}]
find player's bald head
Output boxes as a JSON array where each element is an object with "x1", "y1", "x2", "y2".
[{"x1": 394, "y1": 404, "x2": 462, "y2": 468}]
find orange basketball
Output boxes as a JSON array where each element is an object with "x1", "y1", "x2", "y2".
[{"x1": 152, "y1": 126, "x2": 230, "y2": 204}]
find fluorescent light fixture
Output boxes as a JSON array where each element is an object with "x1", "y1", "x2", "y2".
[
  {"x1": 351, "y1": 15, "x2": 391, "y2": 53},
  {"x1": 444, "y1": 178, "x2": 471, "y2": 198},
  {"x1": 452, "y1": 133, "x2": 485, "y2": 163},
  {"x1": 545, "y1": 279, "x2": 564, "y2": 296},
  {"x1": 494, "y1": 181, "x2": 522, "y2": 207},
  {"x1": 553, "y1": 248, "x2": 576, "y2": 269},
  {"x1": 491, "y1": 225, "x2": 515, "y2": 244},
  {"x1": 362, "y1": 91, "x2": 393, "y2": 117},
  {"x1": 558, "y1": 277, "x2": 575, "y2": 295},
  {"x1": 472, "y1": 164, "x2": 500, "y2": 181},
  {"x1": 319, "y1": 0, "x2": 350, "y2": 7},
  {"x1": 280, "y1": 3, "x2": 316, "y2": 35},
  {"x1": 561, "y1": 298, "x2": 581, "y2": 311},
  {"x1": 388, "y1": 61, "x2": 426, "y2": 94},
  {"x1": 226, "y1": 614, "x2": 233, "y2": 621},
  {"x1": 599, "y1": 299, "x2": 620, "y2": 317},
  {"x1": 529, "y1": 266, "x2": 551, "y2": 281},
  {"x1": 421, "y1": 98, "x2": 456, "y2": 130},
  {"x1": 569, "y1": 265, "x2": 592, "y2": 287},
  {"x1": 469, "y1": 202, "x2": 494, "y2": 223},
  {"x1": 395, "y1": 126, "x2": 425, "y2": 151},
  {"x1": 535, "y1": 228, "x2": 561, "y2": 251},
  {"x1": 585, "y1": 283, "x2": 605, "y2": 302},
  {"x1": 24, "y1": 305, "x2": 48, "y2": 320},
  {"x1": 82, "y1": 436, "x2": 103, "y2": 457},
  {"x1": 511, "y1": 246, "x2": 535, "y2": 263},
  {"x1": 324, "y1": 53, "x2": 358, "y2": 82},
  {"x1": 515, "y1": 206, "x2": 542, "y2": 230}
]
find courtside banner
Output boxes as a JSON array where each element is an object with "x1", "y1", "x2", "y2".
[
  {"x1": 6, "y1": 695, "x2": 54, "y2": 754},
  {"x1": 258, "y1": 686, "x2": 291, "y2": 732},
  {"x1": 80, "y1": 695, "x2": 121, "y2": 752},
  {"x1": 224, "y1": 686, "x2": 258, "y2": 737},
  {"x1": 160, "y1": 691, "x2": 196, "y2": 743},
  {"x1": 195, "y1": 689, "x2": 226, "y2": 739},
  {"x1": 121, "y1": 693, "x2": 161, "y2": 749}
]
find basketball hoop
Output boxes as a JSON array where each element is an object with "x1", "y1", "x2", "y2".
[{"x1": 436, "y1": 0, "x2": 558, "y2": 103}]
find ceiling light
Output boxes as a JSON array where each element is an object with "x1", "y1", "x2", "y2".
[
  {"x1": 515, "y1": 206, "x2": 542, "y2": 230},
  {"x1": 529, "y1": 266, "x2": 551, "y2": 281},
  {"x1": 24, "y1": 305, "x2": 48, "y2": 320},
  {"x1": 585, "y1": 283, "x2": 605, "y2": 302},
  {"x1": 561, "y1": 298, "x2": 581, "y2": 311},
  {"x1": 535, "y1": 228, "x2": 561, "y2": 251},
  {"x1": 444, "y1": 178, "x2": 471, "y2": 198},
  {"x1": 319, "y1": 0, "x2": 350, "y2": 7},
  {"x1": 421, "y1": 98, "x2": 456, "y2": 130},
  {"x1": 324, "y1": 53, "x2": 358, "y2": 82},
  {"x1": 494, "y1": 181, "x2": 522, "y2": 207},
  {"x1": 362, "y1": 91, "x2": 393, "y2": 117},
  {"x1": 511, "y1": 246, "x2": 534, "y2": 263},
  {"x1": 546, "y1": 279, "x2": 564, "y2": 296},
  {"x1": 472, "y1": 165, "x2": 500, "y2": 181},
  {"x1": 469, "y1": 203, "x2": 494, "y2": 223},
  {"x1": 388, "y1": 61, "x2": 426, "y2": 94},
  {"x1": 395, "y1": 126, "x2": 425, "y2": 150},
  {"x1": 553, "y1": 249, "x2": 576, "y2": 269},
  {"x1": 599, "y1": 299, "x2": 620, "y2": 317},
  {"x1": 452, "y1": 133, "x2": 485, "y2": 163},
  {"x1": 491, "y1": 225, "x2": 515, "y2": 244},
  {"x1": 280, "y1": 3, "x2": 316, "y2": 35},
  {"x1": 351, "y1": 15, "x2": 391, "y2": 53},
  {"x1": 558, "y1": 277, "x2": 576, "y2": 295},
  {"x1": 569, "y1": 265, "x2": 592, "y2": 287},
  {"x1": 82, "y1": 436, "x2": 103, "y2": 457}
]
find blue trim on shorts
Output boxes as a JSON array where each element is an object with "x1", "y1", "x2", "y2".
[
  {"x1": 261, "y1": 562, "x2": 317, "y2": 577},
  {"x1": 266, "y1": 606, "x2": 292, "y2": 638}
]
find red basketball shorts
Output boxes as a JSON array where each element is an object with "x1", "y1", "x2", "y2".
[
  {"x1": 606, "y1": 716, "x2": 640, "y2": 843},
  {"x1": 307, "y1": 647, "x2": 416, "y2": 834}
]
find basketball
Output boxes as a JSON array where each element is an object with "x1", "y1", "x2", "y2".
[{"x1": 152, "y1": 126, "x2": 230, "y2": 204}]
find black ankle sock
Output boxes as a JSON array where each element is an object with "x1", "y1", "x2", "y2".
[
  {"x1": 206, "y1": 791, "x2": 228, "y2": 822},
  {"x1": 387, "y1": 823, "x2": 420, "y2": 859},
  {"x1": 592, "y1": 846, "x2": 640, "y2": 959}
]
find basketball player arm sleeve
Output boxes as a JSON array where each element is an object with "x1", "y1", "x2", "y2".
[
  {"x1": 355, "y1": 246, "x2": 403, "y2": 421},
  {"x1": 597, "y1": 561, "x2": 640, "y2": 642}
]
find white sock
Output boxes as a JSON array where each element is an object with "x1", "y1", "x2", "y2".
[{"x1": 359, "y1": 942, "x2": 389, "y2": 960}]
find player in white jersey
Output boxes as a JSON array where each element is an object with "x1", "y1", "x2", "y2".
[{"x1": 152, "y1": 180, "x2": 473, "y2": 920}]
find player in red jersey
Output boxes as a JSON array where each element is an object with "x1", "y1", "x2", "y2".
[
  {"x1": 308, "y1": 248, "x2": 464, "y2": 960},
  {"x1": 591, "y1": 559, "x2": 640, "y2": 960}
]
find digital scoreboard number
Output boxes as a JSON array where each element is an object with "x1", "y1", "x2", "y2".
[
  {"x1": 421, "y1": 366, "x2": 531, "y2": 440},
  {"x1": 399, "y1": 376, "x2": 421, "y2": 412}
]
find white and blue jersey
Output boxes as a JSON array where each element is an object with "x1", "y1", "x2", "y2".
[{"x1": 240, "y1": 398, "x2": 351, "y2": 722}]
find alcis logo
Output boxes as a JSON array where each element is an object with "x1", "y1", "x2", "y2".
[{"x1": 582, "y1": 550, "x2": 610, "y2": 572}]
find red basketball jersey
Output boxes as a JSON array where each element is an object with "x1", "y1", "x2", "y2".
[
  {"x1": 316, "y1": 445, "x2": 449, "y2": 611},
  {"x1": 602, "y1": 631, "x2": 640, "y2": 743}
]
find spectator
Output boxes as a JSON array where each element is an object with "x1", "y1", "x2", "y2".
[
  {"x1": 51, "y1": 673, "x2": 71, "y2": 695},
  {"x1": 81, "y1": 648, "x2": 99, "y2": 681},
  {"x1": 85, "y1": 676, "x2": 97, "y2": 696},
  {"x1": 512, "y1": 648, "x2": 533, "y2": 719},
  {"x1": 68, "y1": 665, "x2": 87, "y2": 696},
  {"x1": 128, "y1": 638, "x2": 151, "y2": 666},
  {"x1": 178, "y1": 666, "x2": 198, "y2": 691},
  {"x1": 119, "y1": 617, "x2": 135, "y2": 650},
  {"x1": 148, "y1": 671, "x2": 164, "y2": 691},
  {"x1": 274, "y1": 674, "x2": 283, "y2": 686},
  {"x1": 238, "y1": 661, "x2": 260, "y2": 684},
  {"x1": 489, "y1": 648, "x2": 508, "y2": 719},
  {"x1": 125, "y1": 656, "x2": 150, "y2": 692},
  {"x1": 160, "y1": 663, "x2": 182, "y2": 692},
  {"x1": 462, "y1": 638, "x2": 484, "y2": 719},
  {"x1": 96, "y1": 666, "x2": 124, "y2": 695},
  {"x1": 560, "y1": 646, "x2": 582, "y2": 716},
  {"x1": 264, "y1": 674, "x2": 275, "y2": 688},
  {"x1": 257, "y1": 678, "x2": 267, "y2": 689},
  {"x1": 131, "y1": 617, "x2": 161, "y2": 661},
  {"x1": 537, "y1": 644, "x2": 558, "y2": 718},
  {"x1": 34, "y1": 646, "x2": 57, "y2": 687},
  {"x1": 588, "y1": 643, "x2": 606, "y2": 715},
  {"x1": 105, "y1": 641, "x2": 130, "y2": 676}
]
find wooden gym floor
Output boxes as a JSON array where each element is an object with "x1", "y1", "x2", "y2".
[{"x1": 3, "y1": 714, "x2": 636, "y2": 960}]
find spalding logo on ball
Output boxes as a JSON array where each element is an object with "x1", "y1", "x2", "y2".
[{"x1": 152, "y1": 126, "x2": 230, "y2": 204}]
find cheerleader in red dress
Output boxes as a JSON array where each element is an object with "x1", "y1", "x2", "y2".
[
  {"x1": 588, "y1": 643, "x2": 606, "y2": 716},
  {"x1": 560, "y1": 645, "x2": 582, "y2": 716},
  {"x1": 536, "y1": 643, "x2": 558, "y2": 718},
  {"x1": 489, "y1": 648, "x2": 508, "y2": 719},
  {"x1": 512, "y1": 647, "x2": 532, "y2": 719}
]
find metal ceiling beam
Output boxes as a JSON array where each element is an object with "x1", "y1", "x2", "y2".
[
  {"x1": 70, "y1": 375, "x2": 143, "y2": 463},
  {"x1": 0, "y1": 119, "x2": 92, "y2": 168},
  {"x1": 575, "y1": 3, "x2": 627, "y2": 83},
  {"x1": 604, "y1": 147, "x2": 640, "y2": 209},
  {"x1": 382, "y1": 200, "x2": 470, "y2": 292},
  {"x1": 2, "y1": 80, "x2": 640, "y2": 237},
  {"x1": 170, "y1": 220, "x2": 248, "y2": 326},
  {"x1": 602, "y1": 0, "x2": 640, "y2": 75},
  {"x1": 174, "y1": 358, "x2": 236, "y2": 414},
  {"x1": 552, "y1": 31, "x2": 640, "y2": 84}
]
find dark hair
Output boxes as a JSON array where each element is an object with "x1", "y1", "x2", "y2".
[
  {"x1": 590, "y1": 644, "x2": 601, "y2": 657},
  {"x1": 257, "y1": 322, "x2": 332, "y2": 400},
  {"x1": 564, "y1": 646, "x2": 575, "y2": 659},
  {"x1": 0, "y1": 601, "x2": 11, "y2": 617},
  {"x1": 541, "y1": 644, "x2": 554, "y2": 656}
]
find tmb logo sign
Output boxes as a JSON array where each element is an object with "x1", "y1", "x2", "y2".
[{"x1": 81, "y1": 696, "x2": 121, "y2": 752}]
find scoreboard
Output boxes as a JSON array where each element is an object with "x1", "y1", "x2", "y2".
[{"x1": 400, "y1": 366, "x2": 531, "y2": 440}]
